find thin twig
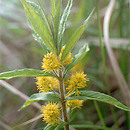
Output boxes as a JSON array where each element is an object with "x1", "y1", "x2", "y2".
[{"x1": 0, "y1": 80, "x2": 42, "y2": 110}]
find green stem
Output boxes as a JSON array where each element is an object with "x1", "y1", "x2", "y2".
[
  {"x1": 94, "y1": 101, "x2": 107, "y2": 129},
  {"x1": 119, "y1": 1, "x2": 130, "y2": 129},
  {"x1": 96, "y1": 0, "x2": 119, "y2": 129}
]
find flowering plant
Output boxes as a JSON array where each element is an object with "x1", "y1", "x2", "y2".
[{"x1": 0, "y1": 0, "x2": 130, "y2": 129}]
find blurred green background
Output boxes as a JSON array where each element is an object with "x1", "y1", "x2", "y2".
[{"x1": 0, "y1": 0, "x2": 130, "y2": 129}]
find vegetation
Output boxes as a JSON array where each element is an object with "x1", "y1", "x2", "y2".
[{"x1": 0, "y1": 0, "x2": 130, "y2": 130}]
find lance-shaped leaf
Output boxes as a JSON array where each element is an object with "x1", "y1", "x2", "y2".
[
  {"x1": 58, "y1": 0, "x2": 73, "y2": 52},
  {"x1": 55, "y1": 122, "x2": 69, "y2": 130},
  {"x1": 27, "y1": 1, "x2": 52, "y2": 37},
  {"x1": 51, "y1": 0, "x2": 56, "y2": 17},
  {"x1": 20, "y1": 92, "x2": 60, "y2": 110},
  {"x1": 21, "y1": 0, "x2": 56, "y2": 53},
  {"x1": 26, "y1": 8, "x2": 49, "y2": 54},
  {"x1": 66, "y1": 90, "x2": 130, "y2": 111},
  {"x1": 64, "y1": 44, "x2": 89, "y2": 77},
  {"x1": 32, "y1": 29, "x2": 49, "y2": 55},
  {"x1": 0, "y1": 69, "x2": 57, "y2": 80},
  {"x1": 61, "y1": 9, "x2": 94, "y2": 61},
  {"x1": 37, "y1": 0, "x2": 53, "y2": 37},
  {"x1": 44, "y1": 125, "x2": 56, "y2": 130},
  {"x1": 27, "y1": 19, "x2": 49, "y2": 54},
  {"x1": 27, "y1": 1, "x2": 52, "y2": 38},
  {"x1": 52, "y1": 0, "x2": 62, "y2": 50}
]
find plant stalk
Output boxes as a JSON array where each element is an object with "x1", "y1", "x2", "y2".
[
  {"x1": 94, "y1": 101, "x2": 107, "y2": 130},
  {"x1": 96, "y1": 0, "x2": 119, "y2": 129},
  {"x1": 59, "y1": 71, "x2": 69, "y2": 130}
]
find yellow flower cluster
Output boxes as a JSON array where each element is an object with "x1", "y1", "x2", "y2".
[
  {"x1": 60, "y1": 46, "x2": 73, "y2": 66},
  {"x1": 35, "y1": 77, "x2": 58, "y2": 93},
  {"x1": 35, "y1": 47, "x2": 89, "y2": 126},
  {"x1": 42, "y1": 52, "x2": 62, "y2": 72},
  {"x1": 41, "y1": 102, "x2": 61, "y2": 125},
  {"x1": 67, "y1": 99, "x2": 83, "y2": 109},
  {"x1": 66, "y1": 71, "x2": 89, "y2": 95},
  {"x1": 42, "y1": 46, "x2": 73, "y2": 72}
]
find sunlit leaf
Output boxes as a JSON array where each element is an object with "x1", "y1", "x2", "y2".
[
  {"x1": 51, "y1": 0, "x2": 56, "y2": 17},
  {"x1": 64, "y1": 44, "x2": 89, "y2": 77},
  {"x1": 58, "y1": 0, "x2": 73, "y2": 52},
  {"x1": 53, "y1": 0, "x2": 62, "y2": 50},
  {"x1": 66, "y1": 90, "x2": 130, "y2": 111},
  {"x1": 21, "y1": 0, "x2": 56, "y2": 53},
  {"x1": 32, "y1": 29, "x2": 49, "y2": 55},
  {"x1": 61, "y1": 9, "x2": 94, "y2": 61},
  {"x1": 0, "y1": 69, "x2": 57, "y2": 80},
  {"x1": 20, "y1": 92, "x2": 60, "y2": 110}
]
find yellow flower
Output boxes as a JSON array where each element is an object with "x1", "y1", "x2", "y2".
[
  {"x1": 60, "y1": 46, "x2": 73, "y2": 65},
  {"x1": 66, "y1": 71, "x2": 89, "y2": 95},
  {"x1": 42, "y1": 52, "x2": 62, "y2": 72},
  {"x1": 67, "y1": 99, "x2": 83, "y2": 109},
  {"x1": 41, "y1": 102, "x2": 61, "y2": 125},
  {"x1": 35, "y1": 77, "x2": 59, "y2": 93}
]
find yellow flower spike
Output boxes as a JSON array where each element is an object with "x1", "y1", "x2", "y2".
[
  {"x1": 67, "y1": 99, "x2": 84, "y2": 109},
  {"x1": 35, "y1": 77, "x2": 59, "y2": 93},
  {"x1": 60, "y1": 46, "x2": 73, "y2": 65},
  {"x1": 41, "y1": 102, "x2": 61, "y2": 125},
  {"x1": 42, "y1": 52, "x2": 62, "y2": 72},
  {"x1": 66, "y1": 71, "x2": 89, "y2": 95}
]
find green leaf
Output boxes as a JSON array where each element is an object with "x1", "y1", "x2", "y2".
[
  {"x1": 21, "y1": 92, "x2": 60, "y2": 110},
  {"x1": 66, "y1": 90, "x2": 130, "y2": 111},
  {"x1": 61, "y1": 9, "x2": 94, "y2": 61},
  {"x1": 75, "y1": 44, "x2": 89, "y2": 59},
  {"x1": 44, "y1": 125, "x2": 56, "y2": 130},
  {"x1": 21, "y1": 0, "x2": 56, "y2": 53},
  {"x1": 58, "y1": 0, "x2": 73, "y2": 52},
  {"x1": 51, "y1": 0, "x2": 56, "y2": 17},
  {"x1": 53, "y1": 0, "x2": 62, "y2": 50},
  {"x1": 37, "y1": 0, "x2": 52, "y2": 37},
  {"x1": 32, "y1": 29, "x2": 49, "y2": 55},
  {"x1": 0, "y1": 69, "x2": 57, "y2": 80},
  {"x1": 71, "y1": 124, "x2": 112, "y2": 130},
  {"x1": 64, "y1": 44, "x2": 89, "y2": 77},
  {"x1": 55, "y1": 122, "x2": 68, "y2": 130},
  {"x1": 26, "y1": 9, "x2": 49, "y2": 54},
  {"x1": 69, "y1": 109, "x2": 77, "y2": 122}
]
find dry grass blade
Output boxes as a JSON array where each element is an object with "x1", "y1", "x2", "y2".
[
  {"x1": 103, "y1": 0, "x2": 130, "y2": 107},
  {"x1": 0, "y1": 80, "x2": 42, "y2": 110}
]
